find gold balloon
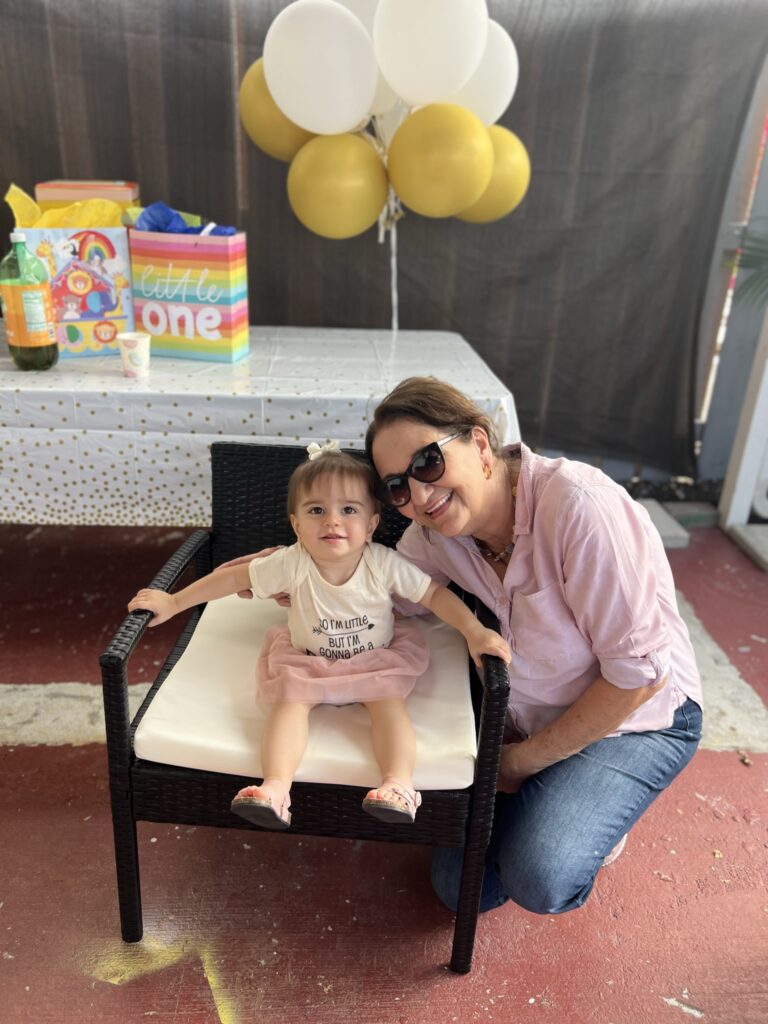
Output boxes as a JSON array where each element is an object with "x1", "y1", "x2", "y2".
[
  {"x1": 387, "y1": 104, "x2": 494, "y2": 218},
  {"x1": 456, "y1": 126, "x2": 531, "y2": 223},
  {"x1": 238, "y1": 58, "x2": 315, "y2": 162},
  {"x1": 287, "y1": 134, "x2": 389, "y2": 240}
]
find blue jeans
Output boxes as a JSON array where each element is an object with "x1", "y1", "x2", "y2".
[{"x1": 432, "y1": 698, "x2": 702, "y2": 915}]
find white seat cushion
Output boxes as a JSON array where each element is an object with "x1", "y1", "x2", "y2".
[{"x1": 134, "y1": 595, "x2": 477, "y2": 790}]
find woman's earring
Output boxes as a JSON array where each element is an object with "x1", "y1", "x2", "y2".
[{"x1": 483, "y1": 463, "x2": 492, "y2": 480}]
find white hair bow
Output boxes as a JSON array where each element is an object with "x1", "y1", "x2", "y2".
[{"x1": 306, "y1": 439, "x2": 341, "y2": 461}]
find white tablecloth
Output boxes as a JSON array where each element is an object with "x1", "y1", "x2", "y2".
[{"x1": 0, "y1": 326, "x2": 519, "y2": 526}]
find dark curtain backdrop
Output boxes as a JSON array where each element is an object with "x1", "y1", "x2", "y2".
[{"x1": 1, "y1": 0, "x2": 766, "y2": 473}]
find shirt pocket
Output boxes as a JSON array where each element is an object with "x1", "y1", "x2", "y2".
[{"x1": 510, "y1": 582, "x2": 589, "y2": 663}]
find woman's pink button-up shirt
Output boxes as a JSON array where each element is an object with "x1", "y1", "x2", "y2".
[{"x1": 396, "y1": 444, "x2": 702, "y2": 739}]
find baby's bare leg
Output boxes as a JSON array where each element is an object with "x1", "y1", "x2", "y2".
[
  {"x1": 261, "y1": 700, "x2": 314, "y2": 788},
  {"x1": 364, "y1": 698, "x2": 416, "y2": 789},
  {"x1": 236, "y1": 701, "x2": 314, "y2": 807}
]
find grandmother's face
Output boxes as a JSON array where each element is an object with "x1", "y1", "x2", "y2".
[{"x1": 371, "y1": 420, "x2": 490, "y2": 536}]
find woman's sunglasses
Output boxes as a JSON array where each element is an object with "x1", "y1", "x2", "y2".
[{"x1": 376, "y1": 430, "x2": 466, "y2": 507}]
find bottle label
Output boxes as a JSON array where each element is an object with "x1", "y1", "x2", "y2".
[{"x1": 0, "y1": 283, "x2": 57, "y2": 348}]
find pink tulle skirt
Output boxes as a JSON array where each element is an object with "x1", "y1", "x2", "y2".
[{"x1": 256, "y1": 621, "x2": 430, "y2": 705}]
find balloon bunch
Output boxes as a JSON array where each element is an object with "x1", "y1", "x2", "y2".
[{"x1": 239, "y1": 0, "x2": 530, "y2": 241}]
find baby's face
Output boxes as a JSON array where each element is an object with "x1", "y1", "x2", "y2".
[{"x1": 290, "y1": 474, "x2": 378, "y2": 562}]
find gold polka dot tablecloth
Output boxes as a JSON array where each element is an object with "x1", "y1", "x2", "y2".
[{"x1": 0, "y1": 326, "x2": 520, "y2": 527}]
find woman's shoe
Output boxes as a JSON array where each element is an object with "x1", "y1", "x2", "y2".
[
  {"x1": 602, "y1": 833, "x2": 627, "y2": 866},
  {"x1": 362, "y1": 781, "x2": 422, "y2": 824},
  {"x1": 230, "y1": 785, "x2": 291, "y2": 830}
]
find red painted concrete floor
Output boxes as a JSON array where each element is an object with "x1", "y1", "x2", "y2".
[{"x1": 0, "y1": 524, "x2": 766, "y2": 1024}]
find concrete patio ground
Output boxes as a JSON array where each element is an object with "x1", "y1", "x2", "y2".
[{"x1": 0, "y1": 522, "x2": 766, "y2": 1024}]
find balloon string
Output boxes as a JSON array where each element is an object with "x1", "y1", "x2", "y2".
[
  {"x1": 377, "y1": 185, "x2": 402, "y2": 339},
  {"x1": 369, "y1": 117, "x2": 406, "y2": 342}
]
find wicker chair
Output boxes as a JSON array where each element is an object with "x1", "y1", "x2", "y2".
[{"x1": 99, "y1": 442, "x2": 509, "y2": 974}]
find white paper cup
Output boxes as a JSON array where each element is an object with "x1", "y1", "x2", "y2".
[{"x1": 117, "y1": 331, "x2": 151, "y2": 379}]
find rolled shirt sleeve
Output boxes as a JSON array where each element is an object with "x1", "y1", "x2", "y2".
[{"x1": 559, "y1": 484, "x2": 671, "y2": 689}]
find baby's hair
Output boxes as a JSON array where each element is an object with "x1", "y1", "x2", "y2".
[{"x1": 287, "y1": 449, "x2": 378, "y2": 517}]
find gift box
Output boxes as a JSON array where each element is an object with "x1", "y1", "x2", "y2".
[
  {"x1": 129, "y1": 230, "x2": 249, "y2": 362},
  {"x1": 19, "y1": 227, "x2": 134, "y2": 357},
  {"x1": 35, "y1": 180, "x2": 141, "y2": 211}
]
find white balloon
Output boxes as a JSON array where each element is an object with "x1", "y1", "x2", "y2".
[
  {"x1": 370, "y1": 74, "x2": 399, "y2": 116},
  {"x1": 373, "y1": 98, "x2": 408, "y2": 147},
  {"x1": 330, "y1": 0, "x2": 398, "y2": 115},
  {"x1": 331, "y1": 0, "x2": 377, "y2": 32},
  {"x1": 264, "y1": 0, "x2": 378, "y2": 134},
  {"x1": 373, "y1": 0, "x2": 489, "y2": 107},
  {"x1": 370, "y1": 69, "x2": 399, "y2": 116},
  {"x1": 447, "y1": 20, "x2": 519, "y2": 126}
]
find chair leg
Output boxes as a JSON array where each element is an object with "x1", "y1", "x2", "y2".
[
  {"x1": 109, "y1": 789, "x2": 143, "y2": 942},
  {"x1": 449, "y1": 836, "x2": 486, "y2": 974}
]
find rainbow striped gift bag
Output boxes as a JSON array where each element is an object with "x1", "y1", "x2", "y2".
[{"x1": 129, "y1": 230, "x2": 249, "y2": 362}]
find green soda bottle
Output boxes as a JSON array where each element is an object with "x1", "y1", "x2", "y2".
[{"x1": 0, "y1": 231, "x2": 59, "y2": 370}]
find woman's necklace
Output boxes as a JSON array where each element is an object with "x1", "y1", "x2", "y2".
[
  {"x1": 474, "y1": 477, "x2": 518, "y2": 565},
  {"x1": 476, "y1": 538, "x2": 515, "y2": 563}
]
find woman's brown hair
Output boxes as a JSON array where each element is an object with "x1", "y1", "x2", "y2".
[
  {"x1": 287, "y1": 450, "x2": 377, "y2": 517},
  {"x1": 365, "y1": 377, "x2": 501, "y2": 461}
]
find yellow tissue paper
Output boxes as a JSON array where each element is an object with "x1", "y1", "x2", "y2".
[
  {"x1": 35, "y1": 199, "x2": 124, "y2": 228},
  {"x1": 5, "y1": 184, "x2": 42, "y2": 227},
  {"x1": 4, "y1": 185, "x2": 123, "y2": 228},
  {"x1": 122, "y1": 206, "x2": 144, "y2": 227}
]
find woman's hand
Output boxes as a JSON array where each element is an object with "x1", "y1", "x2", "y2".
[
  {"x1": 215, "y1": 547, "x2": 290, "y2": 605},
  {"x1": 466, "y1": 625, "x2": 511, "y2": 669},
  {"x1": 497, "y1": 739, "x2": 549, "y2": 793},
  {"x1": 496, "y1": 676, "x2": 658, "y2": 793},
  {"x1": 128, "y1": 588, "x2": 179, "y2": 627}
]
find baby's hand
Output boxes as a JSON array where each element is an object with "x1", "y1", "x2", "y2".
[
  {"x1": 466, "y1": 626, "x2": 511, "y2": 669},
  {"x1": 128, "y1": 588, "x2": 178, "y2": 627}
]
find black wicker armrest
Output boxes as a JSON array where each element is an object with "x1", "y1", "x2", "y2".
[
  {"x1": 470, "y1": 600, "x2": 510, "y2": 817},
  {"x1": 448, "y1": 602, "x2": 510, "y2": 973},
  {"x1": 474, "y1": 652, "x2": 510, "y2": 777},
  {"x1": 99, "y1": 529, "x2": 212, "y2": 777},
  {"x1": 474, "y1": 596, "x2": 510, "y2": 703},
  {"x1": 100, "y1": 529, "x2": 211, "y2": 668},
  {"x1": 474, "y1": 598, "x2": 511, "y2": 700}
]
